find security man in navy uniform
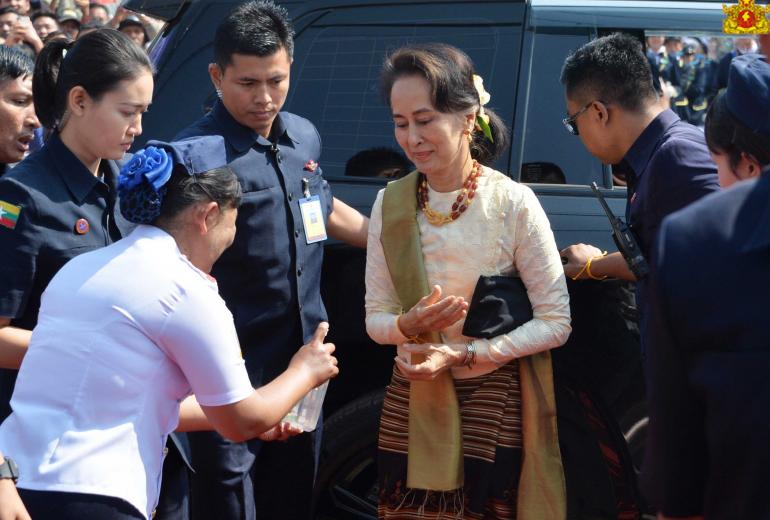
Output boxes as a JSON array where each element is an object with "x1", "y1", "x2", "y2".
[
  {"x1": 174, "y1": 2, "x2": 368, "y2": 519},
  {"x1": 557, "y1": 33, "x2": 719, "y2": 356},
  {"x1": 643, "y1": 54, "x2": 770, "y2": 520}
]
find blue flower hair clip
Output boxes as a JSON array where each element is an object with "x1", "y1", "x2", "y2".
[
  {"x1": 118, "y1": 135, "x2": 229, "y2": 225},
  {"x1": 118, "y1": 146, "x2": 174, "y2": 224}
]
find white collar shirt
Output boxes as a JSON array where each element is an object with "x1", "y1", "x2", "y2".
[{"x1": 0, "y1": 225, "x2": 253, "y2": 519}]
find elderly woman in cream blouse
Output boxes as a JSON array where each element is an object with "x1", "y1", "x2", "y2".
[{"x1": 365, "y1": 43, "x2": 571, "y2": 520}]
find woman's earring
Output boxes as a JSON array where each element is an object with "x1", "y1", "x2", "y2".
[
  {"x1": 216, "y1": 88, "x2": 223, "y2": 99},
  {"x1": 464, "y1": 129, "x2": 473, "y2": 144}
]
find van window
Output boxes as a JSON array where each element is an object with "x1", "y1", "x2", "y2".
[
  {"x1": 286, "y1": 20, "x2": 521, "y2": 179},
  {"x1": 519, "y1": 31, "x2": 602, "y2": 186}
]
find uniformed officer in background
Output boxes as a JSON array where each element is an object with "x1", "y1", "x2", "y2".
[
  {"x1": 671, "y1": 42, "x2": 709, "y2": 127},
  {"x1": 713, "y1": 37, "x2": 758, "y2": 93},
  {"x1": 660, "y1": 36, "x2": 682, "y2": 87},
  {"x1": 646, "y1": 34, "x2": 666, "y2": 96},
  {"x1": 0, "y1": 45, "x2": 38, "y2": 178},
  {"x1": 174, "y1": 2, "x2": 368, "y2": 519}
]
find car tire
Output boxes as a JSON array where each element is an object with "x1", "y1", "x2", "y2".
[
  {"x1": 313, "y1": 390, "x2": 384, "y2": 520},
  {"x1": 619, "y1": 400, "x2": 648, "y2": 474}
]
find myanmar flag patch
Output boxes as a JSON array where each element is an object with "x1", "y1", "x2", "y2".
[{"x1": 0, "y1": 200, "x2": 21, "y2": 230}]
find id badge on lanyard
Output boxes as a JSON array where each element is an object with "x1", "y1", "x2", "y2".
[{"x1": 299, "y1": 178, "x2": 327, "y2": 244}]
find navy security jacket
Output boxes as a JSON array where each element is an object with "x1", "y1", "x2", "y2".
[
  {"x1": 176, "y1": 100, "x2": 333, "y2": 385},
  {"x1": 642, "y1": 171, "x2": 770, "y2": 519}
]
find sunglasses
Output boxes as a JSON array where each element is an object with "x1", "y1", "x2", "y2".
[{"x1": 562, "y1": 101, "x2": 596, "y2": 136}]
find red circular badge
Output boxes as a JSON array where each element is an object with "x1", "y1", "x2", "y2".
[
  {"x1": 738, "y1": 9, "x2": 755, "y2": 28},
  {"x1": 75, "y1": 218, "x2": 89, "y2": 235}
]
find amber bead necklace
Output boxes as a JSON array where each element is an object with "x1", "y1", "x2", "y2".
[{"x1": 417, "y1": 160, "x2": 482, "y2": 226}]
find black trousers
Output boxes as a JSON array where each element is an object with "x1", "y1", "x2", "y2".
[
  {"x1": 188, "y1": 424, "x2": 322, "y2": 520},
  {"x1": 19, "y1": 489, "x2": 144, "y2": 520},
  {"x1": 156, "y1": 435, "x2": 191, "y2": 520}
]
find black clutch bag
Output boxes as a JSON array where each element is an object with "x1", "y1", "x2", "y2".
[{"x1": 461, "y1": 275, "x2": 534, "y2": 339}]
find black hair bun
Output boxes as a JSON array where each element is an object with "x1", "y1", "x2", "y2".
[{"x1": 119, "y1": 180, "x2": 167, "y2": 224}]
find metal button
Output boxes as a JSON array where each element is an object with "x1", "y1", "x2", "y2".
[
  {"x1": 298, "y1": 304, "x2": 303, "y2": 311},
  {"x1": 288, "y1": 193, "x2": 293, "y2": 202},
  {"x1": 297, "y1": 268, "x2": 302, "y2": 276},
  {"x1": 294, "y1": 229, "x2": 300, "y2": 238},
  {"x1": 162, "y1": 447, "x2": 169, "y2": 456}
]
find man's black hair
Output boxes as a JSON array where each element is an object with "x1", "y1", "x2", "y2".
[
  {"x1": 214, "y1": 0, "x2": 294, "y2": 69},
  {"x1": 0, "y1": 45, "x2": 34, "y2": 85},
  {"x1": 560, "y1": 32, "x2": 657, "y2": 112},
  {"x1": 30, "y1": 11, "x2": 58, "y2": 23},
  {"x1": 0, "y1": 6, "x2": 19, "y2": 16}
]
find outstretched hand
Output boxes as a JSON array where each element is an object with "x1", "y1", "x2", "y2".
[{"x1": 397, "y1": 285, "x2": 468, "y2": 338}]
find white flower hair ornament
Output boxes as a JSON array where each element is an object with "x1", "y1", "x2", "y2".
[{"x1": 472, "y1": 74, "x2": 493, "y2": 143}]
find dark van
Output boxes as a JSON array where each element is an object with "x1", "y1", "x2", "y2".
[{"x1": 125, "y1": 0, "x2": 730, "y2": 517}]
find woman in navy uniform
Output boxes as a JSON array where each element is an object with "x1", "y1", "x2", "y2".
[{"x1": 0, "y1": 29, "x2": 151, "y2": 416}]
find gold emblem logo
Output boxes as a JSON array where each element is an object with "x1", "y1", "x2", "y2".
[{"x1": 723, "y1": 0, "x2": 770, "y2": 34}]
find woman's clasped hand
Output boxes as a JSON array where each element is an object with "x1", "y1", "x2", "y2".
[{"x1": 394, "y1": 342, "x2": 467, "y2": 380}]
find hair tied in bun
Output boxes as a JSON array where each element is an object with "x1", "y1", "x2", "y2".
[{"x1": 118, "y1": 146, "x2": 174, "y2": 224}]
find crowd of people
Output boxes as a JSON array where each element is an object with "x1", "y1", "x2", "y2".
[
  {"x1": 646, "y1": 34, "x2": 770, "y2": 128},
  {"x1": 0, "y1": 1, "x2": 768, "y2": 520},
  {"x1": 0, "y1": 0, "x2": 158, "y2": 58}
]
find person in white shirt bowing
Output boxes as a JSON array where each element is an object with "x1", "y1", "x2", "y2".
[
  {"x1": 0, "y1": 135, "x2": 338, "y2": 520},
  {"x1": 365, "y1": 43, "x2": 571, "y2": 519}
]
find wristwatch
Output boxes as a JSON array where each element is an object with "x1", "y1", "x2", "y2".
[{"x1": 0, "y1": 456, "x2": 19, "y2": 483}]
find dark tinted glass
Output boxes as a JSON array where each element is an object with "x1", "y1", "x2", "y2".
[
  {"x1": 520, "y1": 32, "x2": 603, "y2": 186},
  {"x1": 286, "y1": 20, "x2": 520, "y2": 179}
]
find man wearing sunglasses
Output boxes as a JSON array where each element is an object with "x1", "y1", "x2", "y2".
[{"x1": 558, "y1": 33, "x2": 718, "y2": 358}]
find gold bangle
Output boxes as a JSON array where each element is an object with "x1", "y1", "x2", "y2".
[
  {"x1": 585, "y1": 251, "x2": 609, "y2": 281},
  {"x1": 571, "y1": 262, "x2": 589, "y2": 281}
]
